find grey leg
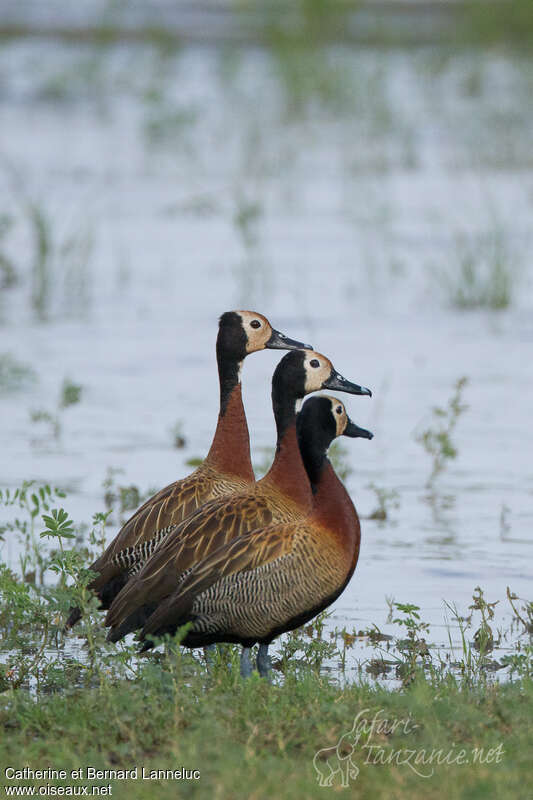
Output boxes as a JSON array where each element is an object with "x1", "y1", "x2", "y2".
[
  {"x1": 256, "y1": 643, "x2": 272, "y2": 679},
  {"x1": 240, "y1": 647, "x2": 253, "y2": 678},
  {"x1": 204, "y1": 644, "x2": 216, "y2": 670}
]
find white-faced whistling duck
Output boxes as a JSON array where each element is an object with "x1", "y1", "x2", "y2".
[
  {"x1": 105, "y1": 350, "x2": 371, "y2": 644},
  {"x1": 65, "y1": 311, "x2": 311, "y2": 628},
  {"x1": 137, "y1": 395, "x2": 373, "y2": 678}
]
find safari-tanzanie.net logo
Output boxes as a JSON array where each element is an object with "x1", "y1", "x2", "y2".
[{"x1": 312, "y1": 708, "x2": 504, "y2": 787}]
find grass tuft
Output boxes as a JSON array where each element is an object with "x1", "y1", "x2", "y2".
[{"x1": 437, "y1": 230, "x2": 519, "y2": 311}]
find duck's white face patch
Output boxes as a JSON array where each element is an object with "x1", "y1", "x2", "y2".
[
  {"x1": 328, "y1": 396, "x2": 348, "y2": 437},
  {"x1": 303, "y1": 350, "x2": 334, "y2": 394},
  {"x1": 237, "y1": 310, "x2": 273, "y2": 353}
]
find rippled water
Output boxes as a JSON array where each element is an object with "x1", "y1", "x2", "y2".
[{"x1": 0, "y1": 39, "x2": 532, "y2": 676}]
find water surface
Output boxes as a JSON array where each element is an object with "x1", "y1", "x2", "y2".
[{"x1": 0, "y1": 39, "x2": 532, "y2": 677}]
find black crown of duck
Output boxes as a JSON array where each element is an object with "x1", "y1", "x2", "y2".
[
  {"x1": 217, "y1": 311, "x2": 312, "y2": 413},
  {"x1": 297, "y1": 395, "x2": 373, "y2": 493}
]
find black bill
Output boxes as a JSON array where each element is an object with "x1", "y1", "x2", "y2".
[
  {"x1": 266, "y1": 329, "x2": 313, "y2": 351},
  {"x1": 323, "y1": 371, "x2": 372, "y2": 396},
  {"x1": 343, "y1": 420, "x2": 374, "y2": 439}
]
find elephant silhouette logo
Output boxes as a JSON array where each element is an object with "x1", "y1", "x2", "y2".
[{"x1": 312, "y1": 711, "x2": 368, "y2": 787}]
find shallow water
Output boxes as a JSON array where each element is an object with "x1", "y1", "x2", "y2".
[{"x1": 0, "y1": 39, "x2": 532, "y2": 678}]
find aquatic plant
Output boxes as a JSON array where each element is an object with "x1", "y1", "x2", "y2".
[
  {"x1": 0, "y1": 482, "x2": 66, "y2": 581},
  {"x1": 0, "y1": 354, "x2": 37, "y2": 394},
  {"x1": 392, "y1": 602, "x2": 431, "y2": 685},
  {"x1": 256, "y1": 0, "x2": 356, "y2": 117},
  {"x1": 328, "y1": 441, "x2": 353, "y2": 482},
  {"x1": 170, "y1": 419, "x2": 187, "y2": 449},
  {"x1": 102, "y1": 467, "x2": 157, "y2": 525},
  {"x1": 30, "y1": 378, "x2": 83, "y2": 442},
  {"x1": 0, "y1": 214, "x2": 18, "y2": 289},
  {"x1": 367, "y1": 483, "x2": 400, "y2": 521},
  {"x1": 468, "y1": 586, "x2": 498, "y2": 655},
  {"x1": 276, "y1": 610, "x2": 338, "y2": 674},
  {"x1": 184, "y1": 456, "x2": 204, "y2": 468},
  {"x1": 501, "y1": 644, "x2": 533, "y2": 679},
  {"x1": 443, "y1": 587, "x2": 502, "y2": 688},
  {"x1": 499, "y1": 503, "x2": 511, "y2": 539},
  {"x1": 437, "y1": 230, "x2": 518, "y2": 311},
  {"x1": 231, "y1": 140, "x2": 272, "y2": 307},
  {"x1": 269, "y1": 44, "x2": 355, "y2": 118},
  {"x1": 143, "y1": 103, "x2": 198, "y2": 147},
  {"x1": 29, "y1": 203, "x2": 52, "y2": 319},
  {"x1": 29, "y1": 409, "x2": 62, "y2": 441},
  {"x1": 415, "y1": 376, "x2": 468, "y2": 486},
  {"x1": 26, "y1": 202, "x2": 94, "y2": 320},
  {"x1": 233, "y1": 193, "x2": 262, "y2": 253},
  {"x1": 60, "y1": 378, "x2": 83, "y2": 409},
  {"x1": 507, "y1": 587, "x2": 533, "y2": 634},
  {"x1": 0, "y1": 484, "x2": 116, "y2": 687}
]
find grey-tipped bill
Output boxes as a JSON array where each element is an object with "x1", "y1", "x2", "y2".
[
  {"x1": 266, "y1": 329, "x2": 313, "y2": 351},
  {"x1": 323, "y1": 371, "x2": 372, "y2": 397},
  {"x1": 343, "y1": 420, "x2": 374, "y2": 440}
]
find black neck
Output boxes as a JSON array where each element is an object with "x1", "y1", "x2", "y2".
[
  {"x1": 217, "y1": 351, "x2": 242, "y2": 415},
  {"x1": 262, "y1": 353, "x2": 311, "y2": 508},
  {"x1": 216, "y1": 311, "x2": 247, "y2": 415},
  {"x1": 298, "y1": 430, "x2": 334, "y2": 493},
  {"x1": 270, "y1": 351, "x2": 307, "y2": 448},
  {"x1": 272, "y1": 389, "x2": 299, "y2": 449}
]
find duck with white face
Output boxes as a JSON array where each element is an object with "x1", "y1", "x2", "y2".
[
  {"x1": 105, "y1": 347, "x2": 372, "y2": 644},
  {"x1": 136, "y1": 394, "x2": 374, "y2": 680},
  {"x1": 65, "y1": 310, "x2": 312, "y2": 629},
  {"x1": 239, "y1": 311, "x2": 311, "y2": 354},
  {"x1": 296, "y1": 394, "x2": 373, "y2": 494},
  {"x1": 214, "y1": 310, "x2": 313, "y2": 414}
]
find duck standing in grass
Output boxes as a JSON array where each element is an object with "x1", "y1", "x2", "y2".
[
  {"x1": 105, "y1": 350, "x2": 371, "y2": 647},
  {"x1": 66, "y1": 311, "x2": 311, "y2": 627},
  {"x1": 139, "y1": 395, "x2": 373, "y2": 678}
]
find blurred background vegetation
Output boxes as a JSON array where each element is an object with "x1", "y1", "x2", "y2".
[{"x1": 2, "y1": 0, "x2": 533, "y2": 47}]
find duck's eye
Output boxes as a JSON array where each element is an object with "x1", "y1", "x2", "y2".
[
  {"x1": 310, "y1": 359, "x2": 320, "y2": 368},
  {"x1": 250, "y1": 320, "x2": 261, "y2": 329},
  {"x1": 336, "y1": 406, "x2": 342, "y2": 414}
]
